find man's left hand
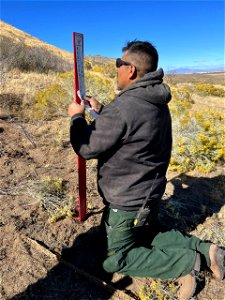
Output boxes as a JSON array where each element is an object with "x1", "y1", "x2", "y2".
[{"x1": 68, "y1": 101, "x2": 85, "y2": 117}]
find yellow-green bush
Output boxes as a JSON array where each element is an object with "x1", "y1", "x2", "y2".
[
  {"x1": 85, "y1": 70, "x2": 116, "y2": 105},
  {"x1": 170, "y1": 87, "x2": 193, "y2": 116},
  {"x1": 103, "y1": 63, "x2": 116, "y2": 78},
  {"x1": 39, "y1": 175, "x2": 64, "y2": 195},
  {"x1": 28, "y1": 176, "x2": 73, "y2": 223},
  {"x1": 139, "y1": 280, "x2": 178, "y2": 300},
  {"x1": 172, "y1": 87, "x2": 191, "y2": 103},
  {"x1": 59, "y1": 71, "x2": 74, "y2": 98},
  {"x1": 92, "y1": 65, "x2": 104, "y2": 73},
  {"x1": 59, "y1": 70, "x2": 117, "y2": 106},
  {"x1": 195, "y1": 83, "x2": 225, "y2": 97},
  {"x1": 86, "y1": 61, "x2": 116, "y2": 78},
  {"x1": 34, "y1": 83, "x2": 69, "y2": 119},
  {"x1": 59, "y1": 71, "x2": 74, "y2": 80},
  {"x1": 32, "y1": 67, "x2": 116, "y2": 119},
  {"x1": 169, "y1": 95, "x2": 224, "y2": 173}
]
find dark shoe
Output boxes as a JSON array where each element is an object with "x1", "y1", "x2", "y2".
[
  {"x1": 177, "y1": 253, "x2": 201, "y2": 300},
  {"x1": 209, "y1": 244, "x2": 225, "y2": 280}
]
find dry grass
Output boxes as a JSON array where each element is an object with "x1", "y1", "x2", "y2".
[
  {"x1": 0, "y1": 70, "x2": 61, "y2": 119},
  {"x1": 0, "y1": 20, "x2": 73, "y2": 63},
  {"x1": 191, "y1": 94, "x2": 225, "y2": 115},
  {"x1": 1, "y1": 21, "x2": 73, "y2": 74},
  {"x1": 2, "y1": 69, "x2": 59, "y2": 92},
  {"x1": 165, "y1": 72, "x2": 225, "y2": 85}
]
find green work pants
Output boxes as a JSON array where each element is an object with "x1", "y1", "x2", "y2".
[{"x1": 102, "y1": 207, "x2": 211, "y2": 280}]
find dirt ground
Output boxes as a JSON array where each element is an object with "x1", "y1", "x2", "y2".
[{"x1": 0, "y1": 116, "x2": 225, "y2": 300}]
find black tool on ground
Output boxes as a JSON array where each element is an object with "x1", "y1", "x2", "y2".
[{"x1": 134, "y1": 173, "x2": 159, "y2": 227}]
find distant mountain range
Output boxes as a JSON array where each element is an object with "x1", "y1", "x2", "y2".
[{"x1": 165, "y1": 66, "x2": 225, "y2": 74}]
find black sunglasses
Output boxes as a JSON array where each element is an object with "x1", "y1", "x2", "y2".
[
  {"x1": 116, "y1": 58, "x2": 139, "y2": 71},
  {"x1": 116, "y1": 58, "x2": 132, "y2": 68}
]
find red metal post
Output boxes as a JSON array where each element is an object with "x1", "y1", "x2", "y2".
[{"x1": 72, "y1": 32, "x2": 87, "y2": 222}]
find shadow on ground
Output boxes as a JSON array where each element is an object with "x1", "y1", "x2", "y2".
[
  {"x1": 160, "y1": 173, "x2": 225, "y2": 232},
  {"x1": 10, "y1": 224, "x2": 135, "y2": 300}
]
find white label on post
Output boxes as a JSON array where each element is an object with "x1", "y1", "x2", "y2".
[
  {"x1": 74, "y1": 33, "x2": 85, "y2": 99},
  {"x1": 74, "y1": 33, "x2": 98, "y2": 119}
]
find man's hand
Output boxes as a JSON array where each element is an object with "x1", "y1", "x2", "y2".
[
  {"x1": 84, "y1": 96, "x2": 102, "y2": 113},
  {"x1": 68, "y1": 102, "x2": 85, "y2": 117}
]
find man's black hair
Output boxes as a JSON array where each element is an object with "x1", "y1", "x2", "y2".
[{"x1": 122, "y1": 40, "x2": 158, "y2": 73}]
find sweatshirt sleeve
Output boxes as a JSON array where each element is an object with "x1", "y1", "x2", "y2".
[{"x1": 70, "y1": 104, "x2": 126, "y2": 160}]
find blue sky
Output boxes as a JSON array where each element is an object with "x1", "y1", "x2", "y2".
[{"x1": 1, "y1": 0, "x2": 224, "y2": 72}]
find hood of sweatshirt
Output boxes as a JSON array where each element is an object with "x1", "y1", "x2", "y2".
[{"x1": 118, "y1": 68, "x2": 171, "y2": 105}]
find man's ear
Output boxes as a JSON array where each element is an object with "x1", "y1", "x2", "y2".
[{"x1": 128, "y1": 65, "x2": 138, "y2": 80}]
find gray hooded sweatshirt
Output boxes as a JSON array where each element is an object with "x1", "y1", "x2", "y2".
[{"x1": 70, "y1": 68, "x2": 172, "y2": 211}]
